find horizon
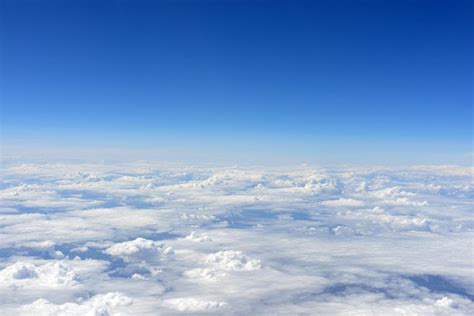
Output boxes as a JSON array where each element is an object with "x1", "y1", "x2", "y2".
[{"x1": 1, "y1": 1, "x2": 473, "y2": 315}]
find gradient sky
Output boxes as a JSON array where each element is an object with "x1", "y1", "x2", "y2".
[{"x1": 1, "y1": 0, "x2": 472, "y2": 164}]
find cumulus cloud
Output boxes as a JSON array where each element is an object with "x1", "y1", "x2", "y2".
[
  {"x1": 0, "y1": 261, "x2": 79, "y2": 288},
  {"x1": 206, "y1": 250, "x2": 262, "y2": 271},
  {"x1": 321, "y1": 198, "x2": 365, "y2": 207},
  {"x1": 183, "y1": 267, "x2": 225, "y2": 280},
  {"x1": 20, "y1": 292, "x2": 132, "y2": 316},
  {"x1": 182, "y1": 231, "x2": 212, "y2": 242},
  {"x1": 162, "y1": 297, "x2": 226, "y2": 312},
  {"x1": 0, "y1": 162, "x2": 473, "y2": 314},
  {"x1": 104, "y1": 238, "x2": 173, "y2": 262}
]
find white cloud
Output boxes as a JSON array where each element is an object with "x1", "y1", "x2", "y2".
[
  {"x1": 321, "y1": 198, "x2": 365, "y2": 207},
  {"x1": 182, "y1": 231, "x2": 212, "y2": 242},
  {"x1": 104, "y1": 238, "x2": 174, "y2": 262},
  {"x1": 162, "y1": 297, "x2": 226, "y2": 312},
  {"x1": 20, "y1": 292, "x2": 133, "y2": 316},
  {"x1": 0, "y1": 162, "x2": 473, "y2": 314},
  {"x1": 0, "y1": 261, "x2": 79, "y2": 288},
  {"x1": 435, "y1": 296, "x2": 458, "y2": 309},
  {"x1": 206, "y1": 250, "x2": 262, "y2": 271},
  {"x1": 183, "y1": 267, "x2": 225, "y2": 281}
]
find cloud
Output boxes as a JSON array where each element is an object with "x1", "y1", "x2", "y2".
[
  {"x1": 0, "y1": 162, "x2": 473, "y2": 314},
  {"x1": 206, "y1": 250, "x2": 262, "y2": 271},
  {"x1": 435, "y1": 296, "x2": 458, "y2": 308},
  {"x1": 0, "y1": 261, "x2": 79, "y2": 288},
  {"x1": 162, "y1": 297, "x2": 226, "y2": 312},
  {"x1": 20, "y1": 292, "x2": 133, "y2": 316},
  {"x1": 321, "y1": 198, "x2": 365, "y2": 207},
  {"x1": 104, "y1": 238, "x2": 174, "y2": 262},
  {"x1": 182, "y1": 231, "x2": 212, "y2": 242},
  {"x1": 183, "y1": 268, "x2": 225, "y2": 281}
]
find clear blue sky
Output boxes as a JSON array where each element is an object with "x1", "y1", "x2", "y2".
[{"x1": 1, "y1": 0, "x2": 472, "y2": 164}]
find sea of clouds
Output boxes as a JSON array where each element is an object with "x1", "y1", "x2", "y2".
[{"x1": 0, "y1": 162, "x2": 472, "y2": 315}]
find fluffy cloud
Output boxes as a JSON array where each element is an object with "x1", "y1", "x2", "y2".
[
  {"x1": 183, "y1": 267, "x2": 225, "y2": 280},
  {"x1": 321, "y1": 198, "x2": 365, "y2": 207},
  {"x1": 20, "y1": 292, "x2": 132, "y2": 316},
  {"x1": 162, "y1": 297, "x2": 226, "y2": 312},
  {"x1": 0, "y1": 261, "x2": 79, "y2": 288},
  {"x1": 206, "y1": 250, "x2": 262, "y2": 271},
  {"x1": 0, "y1": 162, "x2": 473, "y2": 314},
  {"x1": 104, "y1": 238, "x2": 173, "y2": 262},
  {"x1": 182, "y1": 231, "x2": 212, "y2": 242}
]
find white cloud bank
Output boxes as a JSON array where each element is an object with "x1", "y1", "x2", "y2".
[{"x1": 0, "y1": 162, "x2": 473, "y2": 314}]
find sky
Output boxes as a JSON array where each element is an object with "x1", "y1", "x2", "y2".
[{"x1": 1, "y1": 0, "x2": 473, "y2": 164}]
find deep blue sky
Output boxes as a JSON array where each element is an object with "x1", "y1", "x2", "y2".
[{"x1": 1, "y1": 0, "x2": 472, "y2": 164}]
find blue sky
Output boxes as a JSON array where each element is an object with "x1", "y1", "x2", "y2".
[{"x1": 1, "y1": 0, "x2": 472, "y2": 164}]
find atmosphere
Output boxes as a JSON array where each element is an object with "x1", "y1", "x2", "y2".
[
  {"x1": 2, "y1": 0, "x2": 472, "y2": 163},
  {"x1": 1, "y1": 1, "x2": 474, "y2": 315}
]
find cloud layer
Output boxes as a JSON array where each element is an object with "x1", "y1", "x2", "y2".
[{"x1": 0, "y1": 162, "x2": 473, "y2": 314}]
